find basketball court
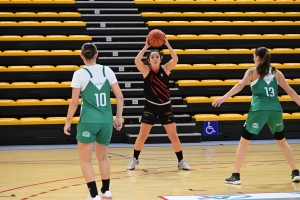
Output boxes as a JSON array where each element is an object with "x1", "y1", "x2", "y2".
[{"x1": 1, "y1": 140, "x2": 300, "y2": 200}]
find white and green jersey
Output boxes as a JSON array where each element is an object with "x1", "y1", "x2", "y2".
[
  {"x1": 71, "y1": 64, "x2": 117, "y2": 123},
  {"x1": 250, "y1": 67, "x2": 282, "y2": 112}
]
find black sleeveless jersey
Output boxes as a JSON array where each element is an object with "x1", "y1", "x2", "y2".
[{"x1": 144, "y1": 65, "x2": 170, "y2": 104}]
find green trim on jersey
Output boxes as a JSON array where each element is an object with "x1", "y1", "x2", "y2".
[
  {"x1": 79, "y1": 66, "x2": 113, "y2": 123},
  {"x1": 83, "y1": 68, "x2": 93, "y2": 78},
  {"x1": 249, "y1": 67, "x2": 282, "y2": 112}
]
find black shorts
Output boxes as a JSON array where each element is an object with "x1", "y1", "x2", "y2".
[{"x1": 141, "y1": 101, "x2": 175, "y2": 125}]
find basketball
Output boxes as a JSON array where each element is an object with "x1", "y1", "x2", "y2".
[{"x1": 147, "y1": 29, "x2": 165, "y2": 47}]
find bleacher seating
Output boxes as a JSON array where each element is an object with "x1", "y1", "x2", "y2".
[{"x1": 0, "y1": 0, "x2": 300, "y2": 145}]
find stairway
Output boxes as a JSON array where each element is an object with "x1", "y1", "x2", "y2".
[{"x1": 76, "y1": 1, "x2": 202, "y2": 144}]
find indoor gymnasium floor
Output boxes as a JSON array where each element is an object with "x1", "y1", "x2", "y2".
[{"x1": 0, "y1": 140, "x2": 300, "y2": 200}]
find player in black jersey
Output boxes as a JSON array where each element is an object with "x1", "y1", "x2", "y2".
[{"x1": 127, "y1": 36, "x2": 191, "y2": 170}]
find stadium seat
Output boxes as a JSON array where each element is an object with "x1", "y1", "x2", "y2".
[
  {"x1": 36, "y1": 12, "x2": 59, "y2": 17},
  {"x1": 0, "y1": 21, "x2": 18, "y2": 26},
  {"x1": 176, "y1": 34, "x2": 199, "y2": 40},
  {"x1": 242, "y1": 34, "x2": 264, "y2": 39},
  {"x1": 0, "y1": 99, "x2": 16, "y2": 106},
  {"x1": 36, "y1": 82, "x2": 60, "y2": 88},
  {"x1": 192, "y1": 114, "x2": 219, "y2": 121},
  {"x1": 198, "y1": 34, "x2": 220, "y2": 39},
  {"x1": 56, "y1": 65, "x2": 79, "y2": 71},
  {"x1": 147, "y1": 21, "x2": 170, "y2": 26},
  {"x1": 142, "y1": 12, "x2": 161, "y2": 17},
  {"x1": 0, "y1": 35, "x2": 22, "y2": 41},
  {"x1": 216, "y1": 64, "x2": 238, "y2": 69},
  {"x1": 184, "y1": 49, "x2": 207, "y2": 54},
  {"x1": 233, "y1": 96, "x2": 252, "y2": 102},
  {"x1": 7, "y1": 66, "x2": 31, "y2": 71},
  {"x1": 238, "y1": 63, "x2": 255, "y2": 69},
  {"x1": 17, "y1": 99, "x2": 42, "y2": 106},
  {"x1": 11, "y1": 82, "x2": 35, "y2": 88},
  {"x1": 173, "y1": 64, "x2": 194, "y2": 70},
  {"x1": 68, "y1": 35, "x2": 92, "y2": 40},
  {"x1": 74, "y1": 50, "x2": 82, "y2": 55},
  {"x1": 219, "y1": 114, "x2": 246, "y2": 120},
  {"x1": 176, "y1": 80, "x2": 201, "y2": 86},
  {"x1": 19, "y1": 117, "x2": 46, "y2": 125},
  {"x1": 193, "y1": 64, "x2": 217, "y2": 69},
  {"x1": 283, "y1": 63, "x2": 300, "y2": 68},
  {"x1": 270, "y1": 48, "x2": 294, "y2": 54},
  {"x1": 0, "y1": 118, "x2": 19, "y2": 125},
  {"x1": 282, "y1": 113, "x2": 294, "y2": 119},
  {"x1": 0, "y1": 12, "x2": 14, "y2": 17},
  {"x1": 110, "y1": 98, "x2": 117, "y2": 104},
  {"x1": 18, "y1": 21, "x2": 40, "y2": 26},
  {"x1": 190, "y1": 21, "x2": 212, "y2": 26},
  {"x1": 228, "y1": 49, "x2": 252, "y2": 54},
  {"x1": 40, "y1": 21, "x2": 63, "y2": 26},
  {"x1": 182, "y1": 12, "x2": 203, "y2": 17},
  {"x1": 284, "y1": 34, "x2": 300, "y2": 39},
  {"x1": 51, "y1": 50, "x2": 74, "y2": 55},
  {"x1": 0, "y1": 0, "x2": 10, "y2": 4},
  {"x1": 42, "y1": 99, "x2": 68, "y2": 105},
  {"x1": 206, "y1": 49, "x2": 229, "y2": 54},
  {"x1": 59, "y1": 12, "x2": 81, "y2": 17},
  {"x1": 0, "y1": 82, "x2": 11, "y2": 88},
  {"x1": 31, "y1": 0, "x2": 54, "y2": 4},
  {"x1": 27, "y1": 50, "x2": 51, "y2": 56},
  {"x1": 15, "y1": 12, "x2": 36, "y2": 17},
  {"x1": 169, "y1": 21, "x2": 190, "y2": 26},
  {"x1": 23, "y1": 35, "x2": 45, "y2": 41},
  {"x1": 31, "y1": 65, "x2": 55, "y2": 71},
  {"x1": 291, "y1": 113, "x2": 300, "y2": 119},
  {"x1": 220, "y1": 34, "x2": 243, "y2": 39},
  {"x1": 63, "y1": 21, "x2": 86, "y2": 26},
  {"x1": 279, "y1": 95, "x2": 292, "y2": 101},
  {"x1": 45, "y1": 35, "x2": 68, "y2": 40},
  {"x1": 201, "y1": 80, "x2": 224, "y2": 86},
  {"x1": 161, "y1": 12, "x2": 181, "y2": 17},
  {"x1": 46, "y1": 117, "x2": 66, "y2": 124},
  {"x1": 210, "y1": 96, "x2": 234, "y2": 102},
  {"x1": 0, "y1": 66, "x2": 6, "y2": 72},
  {"x1": 185, "y1": 96, "x2": 211, "y2": 103},
  {"x1": 223, "y1": 79, "x2": 241, "y2": 85},
  {"x1": 2, "y1": 50, "x2": 27, "y2": 56},
  {"x1": 60, "y1": 81, "x2": 71, "y2": 87},
  {"x1": 54, "y1": 0, "x2": 75, "y2": 4}
]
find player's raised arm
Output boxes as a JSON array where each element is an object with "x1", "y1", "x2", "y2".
[{"x1": 134, "y1": 37, "x2": 150, "y2": 77}]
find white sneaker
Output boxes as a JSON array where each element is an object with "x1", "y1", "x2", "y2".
[
  {"x1": 86, "y1": 195, "x2": 100, "y2": 200},
  {"x1": 127, "y1": 157, "x2": 139, "y2": 170},
  {"x1": 178, "y1": 159, "x2": 191, "y2": 170},
  {"x1": 101, "y1": 191, "x2": 112, "y2": 199}
]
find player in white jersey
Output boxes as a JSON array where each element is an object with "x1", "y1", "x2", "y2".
[{"x1": 64, "y1": 43, "x2": 124, "y2": 199}]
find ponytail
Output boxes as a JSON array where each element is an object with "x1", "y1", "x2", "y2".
[{"x1": 255, "y1": 47, "x2": 275, "y2": 78}]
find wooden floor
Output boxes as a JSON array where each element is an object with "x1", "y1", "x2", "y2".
[{"x1": 0, "y1": 144, "x2": 300, "y2": 200}]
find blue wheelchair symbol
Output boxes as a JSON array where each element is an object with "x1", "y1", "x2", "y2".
[{"x1": 204, "y1": 121, "x2": 218, "y2": 135}]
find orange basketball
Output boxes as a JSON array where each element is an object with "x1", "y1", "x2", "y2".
[{"x1": 147, "y1": 29, "x2": 165, "y2": 47}]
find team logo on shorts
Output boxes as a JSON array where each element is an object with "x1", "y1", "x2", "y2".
[
  {"x1": 82, "y1": 131, "x2": 90, "y2": 137},
  {"x1": 252, "y1": 123, "x2": 259, "y2": 129}
]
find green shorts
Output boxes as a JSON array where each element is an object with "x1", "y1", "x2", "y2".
[
  {"x1": 245, "y1": 111, "x2": 284, "y2": 135},
  {"x1": 76, "y1": 122, "x2": 113, "y2": 146}
]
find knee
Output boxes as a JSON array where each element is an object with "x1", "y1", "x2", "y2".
[
  {"x1": 137, "y1": 132, "x2": 149, "y2": 142},
  {"x1": 168, "y1": 133, "x2": 179, "y2": 142},
  {"x1": 97, "y1": 154, "x2": 108, "y2": 162}
]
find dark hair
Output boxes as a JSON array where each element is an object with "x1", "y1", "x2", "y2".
[
  {"x1": 143, "y1": 49, "x2": 163, "y2": 65},
  {"x1": 81, "y1": 43, "x2": 97, "y2": 59},
  {"x1": 255, "y1": 47, "x2": 275, "y2": 78}
]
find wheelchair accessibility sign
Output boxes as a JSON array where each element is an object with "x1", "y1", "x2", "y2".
[{"x1": 204, "y1": 121, "x2": 218, "y2": 135}]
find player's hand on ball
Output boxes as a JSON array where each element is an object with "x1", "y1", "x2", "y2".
[
  {"x1": 145, "y1": 37, "x2": 151, "y2": 48},
  {"x1": 114, "y1": 117, "x2": 123, "y2": 131},
  {"x1": 212, "y1": 96, "x2": 226, "y2": 107},
  {"x1": 64, "y1": 122, "x2": 71, "y2": 135}
]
